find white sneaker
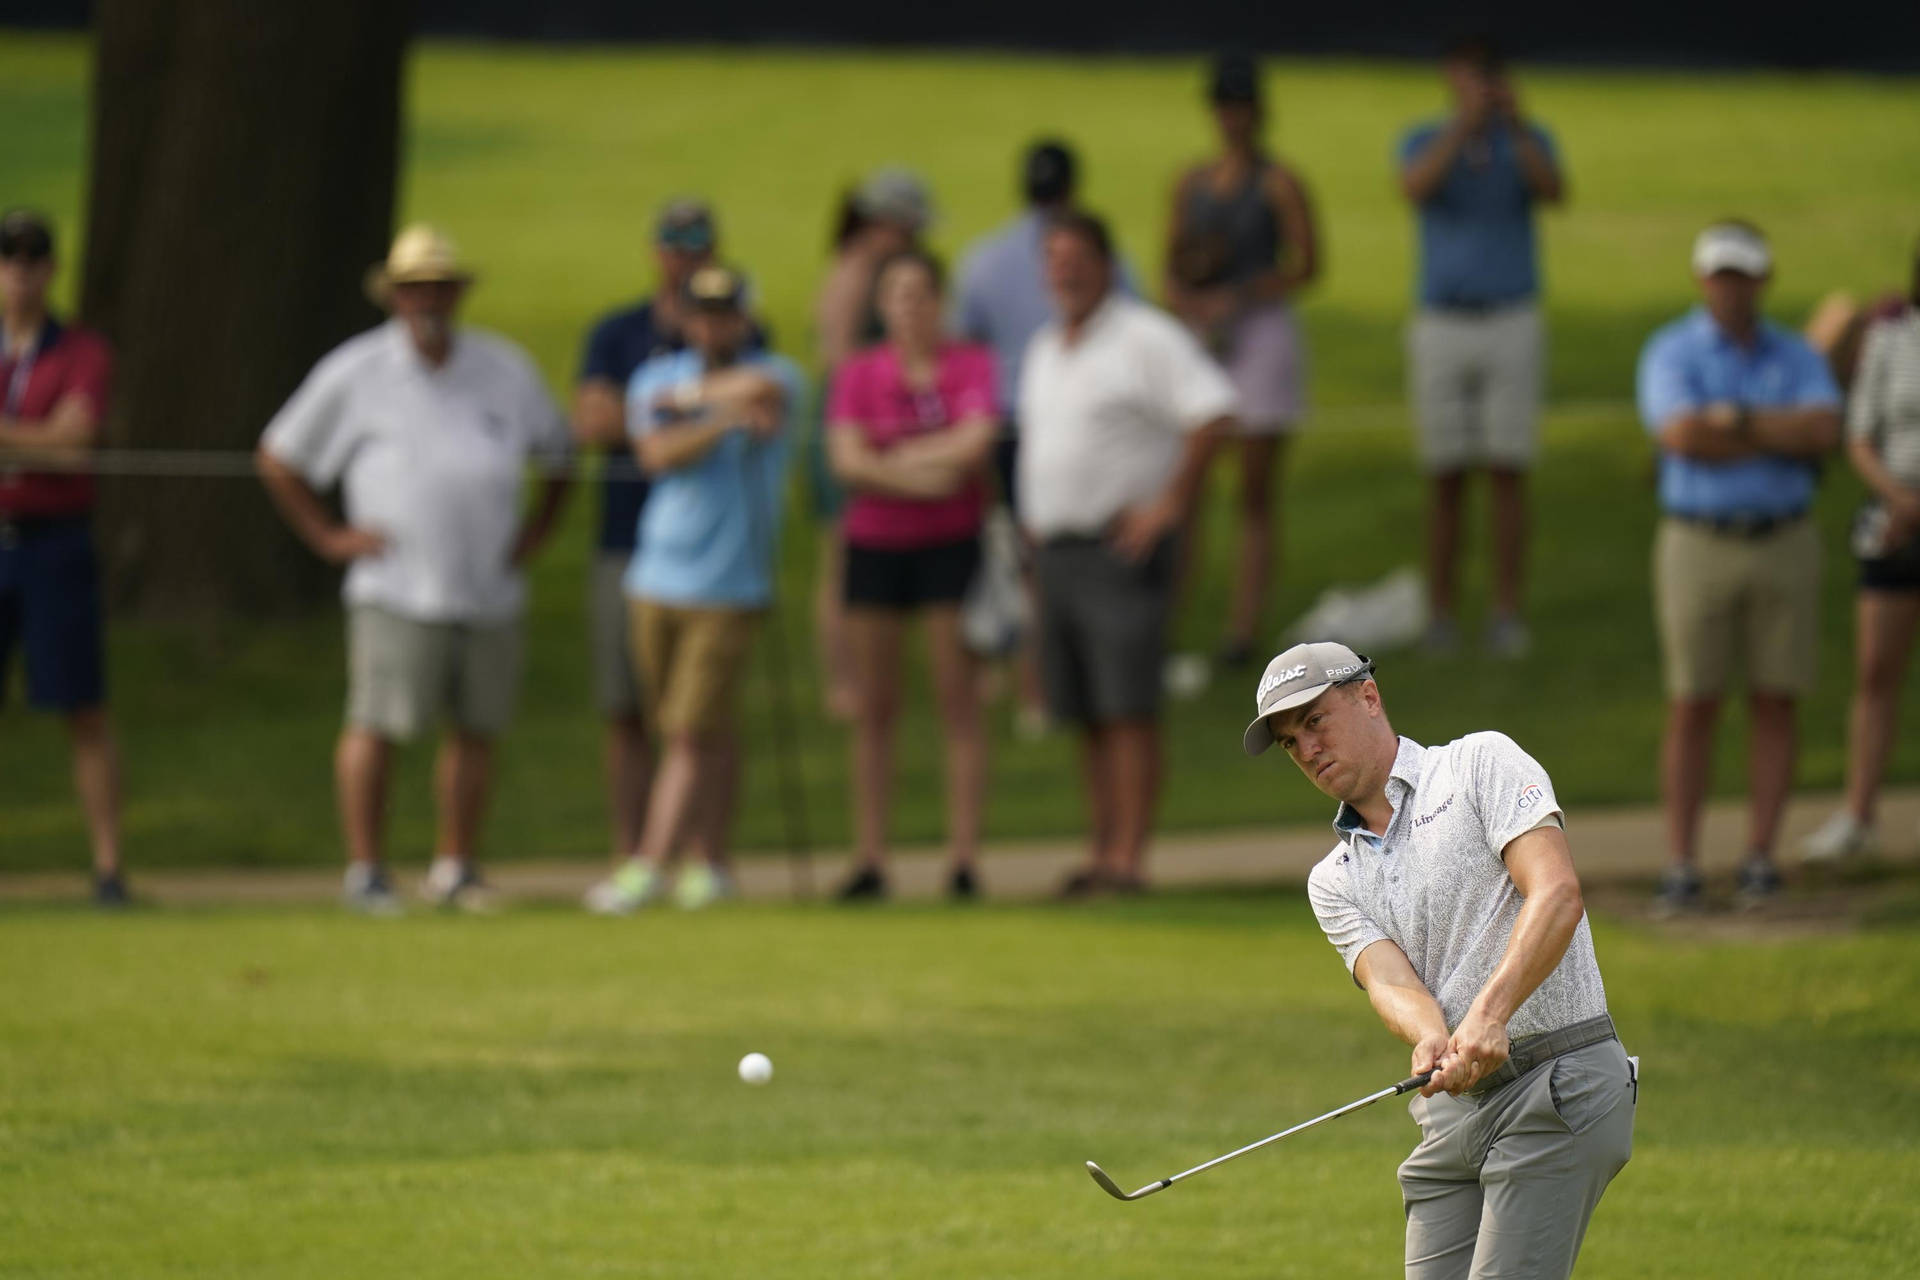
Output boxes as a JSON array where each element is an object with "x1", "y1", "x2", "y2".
[
  {"x1": 343, "y1": 862, "x2": 403, "y2": 916},
  {"x1": 584, "y1": 861, "x2": 666, "y2": 915},
  {"x1": 673, "y1": 862, "x2": 735, "y2": 911},
  {"x1": 1800, "y1": 812, "x2": 1875, "y2": 863},
  {"x1": 421, "y1": 855, "x2": 496, "y2": 911}
]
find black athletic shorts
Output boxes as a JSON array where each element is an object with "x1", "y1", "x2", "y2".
[
  {"x1": 1033, "y1": 533, "x2": 1177, "y2": 726},
  {"x1": 844, "y1": 536, "x2": 981, "y2": 610}
]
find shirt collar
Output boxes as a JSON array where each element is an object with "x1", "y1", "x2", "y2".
[
  {"x1": 384, "y1": 317, "x2": 460, "y2": 373},
  {"x1": 1688, "y1": 304, "x2": 1775, "y2": 356},
  {"x1": 1329, "y1": 736, "x2": 1427, "y2": 839}
]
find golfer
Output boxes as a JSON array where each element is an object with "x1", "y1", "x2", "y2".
[{"x1": 1245, "y1": 640, "x2": 1632, "y2": 1279}]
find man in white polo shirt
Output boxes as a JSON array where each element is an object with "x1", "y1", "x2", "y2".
[
  {"x1": 257, "y1": 225, "x2": 572, "y2": 913},
  {"x1": 1018, "y1": 210, "x2": 1236, "y2": 896},
  {"x1": 1244, "y1": 640, "x2": 1633, "y2": 1279}
]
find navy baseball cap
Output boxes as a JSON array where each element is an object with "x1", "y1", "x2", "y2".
[
  {"x1": 656, "y1": 199, "x2": 716, "y2": 252},
  {"x1": 1023, "y1": 139, "x2": 1077, "y2": 205},
  {"x1": 0, "y1": 209, "x2": 54, "y2": 260},
  {"x1": 1208, "y1": 53, "x2": 1262, "y2": 105}
]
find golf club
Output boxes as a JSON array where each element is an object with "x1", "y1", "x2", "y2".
[{"x1": 1085, "y1": 1069, "x2": 1434, "y2": 1202}]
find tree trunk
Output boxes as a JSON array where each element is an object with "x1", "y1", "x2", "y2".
[{"x1": 81, "y1": 0, "x2": 408, "y2": 616}]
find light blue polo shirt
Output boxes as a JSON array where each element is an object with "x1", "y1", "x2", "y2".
[
  {"x1": 1398, "y1": 121, "x2": 1557, "y2": 309},
  {"x1": 1636, "y1": 307, "x2": 1841, "y2": 519},
  {"x1": 625, "y1": 349, "x2": 803, "y2": 608}
]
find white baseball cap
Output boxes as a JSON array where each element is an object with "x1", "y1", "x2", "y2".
[
  {"x1": 1241, "y1": 641, "x2": 1374, "y2": 756},
  {"x1": 1691, "y1": 222, "x2": 1772, "y2": 279}
]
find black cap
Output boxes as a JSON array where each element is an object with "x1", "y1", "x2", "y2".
[
  {"x1": 656, "y1": 199, "x2": 716, "y2": 252},
  {"x1": 0, "y1": 209, "x2": 54, "y2": 260},
  {"x1": 1023, "y1": 139, "x2": 1077, "y2": 206},
  {"x1": 1208, "y1": 52, "x2": 1261, "y2": 105},
  {"x1": 685, "y1": 263, "x2": 747, "y2": 311}
]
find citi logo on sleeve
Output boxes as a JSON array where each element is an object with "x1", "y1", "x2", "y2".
[{"x1": 1518, "y1": 783, "x2": 1545, "y2": 811}]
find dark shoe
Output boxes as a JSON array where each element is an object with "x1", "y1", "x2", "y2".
[
  {"x1": 92, "y1": 872, "x2": 129, "y2": 909},
  {"x1": 947, "y1": 865, "x2": 980, "y2": 902},
  {"x1": 835, "y1": 865, "x2": 888, "y2": 903},
  {"x1": 1650, "y1": 865, "x2": 1702, "y2": 918},
  {"x1": 1055, "y1": 865, "x2": 1103, "y2": 900},
  {"x1": 1735, "y1": 855, "x2": 1782, "y2": 908}
]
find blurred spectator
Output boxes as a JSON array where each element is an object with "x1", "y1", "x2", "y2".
[
  {"x1": 584, "y1": 265, "x2": 803, "y2": 914},
  {"x1": 1637, "y1": 220, "x2": 1841, "y2": 913},
  {"x1": 257, "y1": 225, "x2": 572, "y2": 914},
  {"x1": 827, "y1": 249, "x2": 998, "y2": 902},
  {"x1": 954, "y1": 139, "x2": 1111, "y2": 735},
  {"x1": 1803, "y1": 290, "x2": 1907, "y2": 392},
  {"x1": 1020, "y1": 212, "x2": 1235, "y2": 895},
  {"x1": 0, "y1": 209, "x2": 125, "y2": 907},
  {"x1": 1165, "y1": 53, "x2": 1321, "y2": 668},
  {"x1": 1803, "y1": 240, "x2": 1920, "y2": 863},
  {"x1": 573, "y1": 200, "x2": 765, "y2": 867},
  {"x1": 1398, "y1": 35, "x2": 1565, "y2": 658},
  {"x1": 810, "y1": 170, "x2": 935, "y2": 723}
]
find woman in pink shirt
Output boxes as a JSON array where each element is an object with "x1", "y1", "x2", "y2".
[{"x1": 826, "y1": 249, "x2": 998, "y2": 901}]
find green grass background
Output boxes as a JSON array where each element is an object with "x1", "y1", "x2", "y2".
[
  {"x1": 4, "y1": 891, "x2": 1918, "y2": 1277},
  {"x1": 4, "y1": 35, "x2": 1920, "y2": 868}
]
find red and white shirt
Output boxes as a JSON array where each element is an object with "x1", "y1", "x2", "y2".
[{"x1": 0, "y1": 317, "x2": 112, "y2": 520}]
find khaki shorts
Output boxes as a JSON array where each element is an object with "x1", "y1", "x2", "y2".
[
  {"x1": 589, "y1": 552, "x2": 644, "y2": 719},
  {"x1": 1653, "y1": 516, "x2": 1820, "y2": 699},
  {"x1": 346, "y1": 605, "x2": 522, "y2": 741},
  {"x1": 628, "y1": 599, "x2": 759, "y2": 737},
  {"x1": 1408, "y1": 303, "x2": 1544, "y2": 472}
]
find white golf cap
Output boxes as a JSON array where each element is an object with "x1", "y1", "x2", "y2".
[
  {"x1": 1691, "y1": 222, "x2": 1771, "y2": 279},
  {"x1": 1241, "y1": 641, "x2": 1374, "y2": 756}
]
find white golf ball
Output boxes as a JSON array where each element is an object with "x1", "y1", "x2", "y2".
[{"x1": 738, "y1": 1052, "x2": 773, "y2": 1085}]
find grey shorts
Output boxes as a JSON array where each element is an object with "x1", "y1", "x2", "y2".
[
  {"x1": 1408, "y1": 303, "x2": 1544, "y2": 472},
  {"x1": 1399, "y1": 1038, "x2": 1635, "y2": 1280},
  {"x1": 1224, "y1": 301, "x2": 1306, "y2": 432},
  {"x1": 1034, "y1": 534, "x2": 1176, "y2": 727},
  {"x1": 346, "y1": 605, "x2": 522, "y2": 742},
  {"x1": 589, "y1": 551, "x2": 644, "y2": 719}
]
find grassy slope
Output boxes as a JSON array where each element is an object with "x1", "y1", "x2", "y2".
[
  {"x1": 2, "y1": 895, "x2": 1917, "y2": 1277},
  {"x1": 3, "y1": 37, "x2": 1920, "y2": 868}
]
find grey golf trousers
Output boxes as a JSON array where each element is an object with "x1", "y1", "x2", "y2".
[{"x1": 1399, "y1": 1039, "x2": 1635, "y2": 1279}]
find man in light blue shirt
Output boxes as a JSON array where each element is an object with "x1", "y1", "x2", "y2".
[
  {"x1": 1636, "y1": 220, "x2": 1841, "y2": 914},
  {"x1": 1398, "y1": 36, "x2": 1565, "y2": 660},
  {"x1": 585, "y1": 264, "x2": 803, "y2": 916}
]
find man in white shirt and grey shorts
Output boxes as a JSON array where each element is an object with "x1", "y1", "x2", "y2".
[{"x1": 1244, "y1": 640, "x2": 1633, "y2": 1278}]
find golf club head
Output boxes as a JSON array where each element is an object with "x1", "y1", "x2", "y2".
[{"x1": 1085, "y1": 1161, "x2": 1167, "y2": 1201}]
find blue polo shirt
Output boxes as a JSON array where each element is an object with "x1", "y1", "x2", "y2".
[
  {"x1": 625, "y1": 349, "x2": 803, "y2": 609},
  {"x1": 1398, "y1": 121, "x2": 1557, "y2": 309},
  {"x1": 577, "y1": 300, "x2": 767, "y2": 552},
  {"x1": 1636, "y1": 307, "x2": 1841, "y2": 519}
]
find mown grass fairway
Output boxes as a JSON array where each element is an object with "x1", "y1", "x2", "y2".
[
  {"x1": 3, "y1": 894, "x2": 1918, "y2": 1277},
  {"x1": 3, "y1": 37, "x2": 1920, "y2": 868}
]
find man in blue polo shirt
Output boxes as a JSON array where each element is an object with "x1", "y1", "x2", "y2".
[
  {"x1": 1637, "y1": 220, "x2": 1842, "y2": 913},
  {"x1": 573, "y1": 200, "x2": 763, "y2": 866},
  {"x1": 1399, "y1": 36, "x2": 1565, "y2": 659}
]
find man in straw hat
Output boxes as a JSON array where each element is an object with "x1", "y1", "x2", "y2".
[
  {"x1": 1244, "y1": 641, "x2": 1633, "y2": 1278},
  {"x1": 256, "y1": 224, "x2": 573, "y2": 914}
]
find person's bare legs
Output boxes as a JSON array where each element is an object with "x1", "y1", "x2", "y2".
[
  {"x1": 846, "y1": 607, "x2": 905, "y2": 874},
  {"x1": 1426, "y1": 470, "x2": 1468, "y2": 633},
  {"x1": 1746, "y1": 692, "x2": 1797, "y2": 863},
  {"x1": 1079, "y1": 726, "x2": 1113, "y2": 875},
  {"x1": 632, "y1": 733, "x2": 707, "y2": 869},
  {"x1": 65, "y1": 707, "x2": 122, "y2": 878},
  {"x1": 1225, "y1": 434, "x2": 1284, "y2": 659},
  {"x1": 692, "y1": 730, "x2": 740, "y2": 871},
  {"x1": 1843, "y1": 592, "x2": 1920, "y2": 826},
  {"x1": 433, "y1": 730, "x2": 493, "y2": 865},
  {"x1": 1488, "y1": 467, "x2": 1527, "y2": 621},
  {"x1": 815, "y1": 529, "x2": 858, "y2": 721},
  {"x1": 603, "y1": 714, "x2": 652, "y2": 859},
  {"x1": 1661, "y1": 696, "x2": 1720, "y2": 871},
  {"x1": 335, "y1": 727, "x2": 392, "y2": 867},
  {"x1": 1103, "y1": 719, "x2": 1161, "y2": 884},
  {"x1": 924, "y1": 606, "x2": 985, "y2": 873}
]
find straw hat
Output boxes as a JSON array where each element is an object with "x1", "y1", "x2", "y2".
[{"x1": 364, "y1": 224, "x2": 475, "y2": 306}]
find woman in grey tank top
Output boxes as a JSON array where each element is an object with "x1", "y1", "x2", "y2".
[
  {"x1": 1803, "y1": 241, "x2": 1920, "y2": 863},
  {"x1": 1165, "y1": 52, "x2": 1322, "y2": 668}
]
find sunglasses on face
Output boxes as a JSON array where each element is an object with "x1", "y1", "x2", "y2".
[{"x1": 0, "y1": 241, "x2": 52, "y2": 263}]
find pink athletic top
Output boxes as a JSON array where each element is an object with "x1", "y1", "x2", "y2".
[{"x1": 828, "y1": 341, "x2": 997, "y2": 549}]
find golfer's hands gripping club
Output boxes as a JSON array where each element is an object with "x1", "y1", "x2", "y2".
[{"x1": 1422, "y1": 1009, "x2": 1511, "y2": 1097}]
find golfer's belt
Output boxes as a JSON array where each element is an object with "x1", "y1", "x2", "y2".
[{"x1": 1464, "y1": 1013, "x2": 1617, "y2": 1097}]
